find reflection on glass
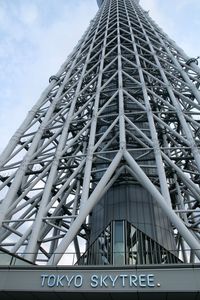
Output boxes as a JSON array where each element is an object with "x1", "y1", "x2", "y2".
[{"x1": 113, "y1": 221, "x2": 125, "y2": 265}]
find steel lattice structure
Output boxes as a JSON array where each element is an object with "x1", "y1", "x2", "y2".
[{"x1": 0, "y1": 0, "x2": 200, "y2": 266}]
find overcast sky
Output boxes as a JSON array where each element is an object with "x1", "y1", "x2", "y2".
[{"x1": 0, "y1": 0, "x2": 200, "y2": 154}]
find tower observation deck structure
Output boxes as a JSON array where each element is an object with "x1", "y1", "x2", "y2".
[{"x1": 1, "y1": 0, "x2": 200, "y2": 272}]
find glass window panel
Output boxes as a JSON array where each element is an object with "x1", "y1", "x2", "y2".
[{"x1": 113, "y1": 221, "x2": 125, "y2": 265}]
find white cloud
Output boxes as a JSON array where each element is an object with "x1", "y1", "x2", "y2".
[
  {"x1": 0, "y1": 0, "x2": 98, "y2": 153},
  {"x1": 140, "y1": 0, "x2": 177, "y2": 37},
  {"x1": 19, "y1": 3, "x2": 39, "y2": 25},
  {"x1": 173, "y1": 0, "x2": 200, "y2": 10},
  {"x1": 140, "y1": 0, "x2": 200, "y2": 57},
  {"x1": 0, "y1": 3, "x2": 6, "y2": 23}
]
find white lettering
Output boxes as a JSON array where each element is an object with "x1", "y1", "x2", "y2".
[
  {"x1": 147, "y1": 274, "x2": 155, "y2": 287},
  {"x1": 65, "y1": 275, "x2": 74, "y2": 287},
  {"x1": 74, "y1": 275, "x2": 83, "y2": 288},
  {"x1": 109, "y1": 275, "x2": 118, "y2": 287},
  {"x1": 100, "y1": 275, "x2": 108, "y2": 287},
  {"x1": 48, "y1": 275, "x2": 56, "y2": 287},
  {"x1": 40, "y1": 273, "x2": 156, "y2": 289},
  {"x1": 56, "y1": 275, "x2": 64, "y2": 287},
  {"x1": 129, "y1": 275, "x2": 137, "y2": 287},
  {"x1": 41, "y1": 274, "x2": 48, "y2": 287},
  {"x1": 138, "y1": 274, "x2": 146, "y2": 287},
  {"x1": 91, "y1": 275, "x2": 99, "y2": 288},
  {"x1": 120, "y1": 274, "x2": 128, "y2": 287}
]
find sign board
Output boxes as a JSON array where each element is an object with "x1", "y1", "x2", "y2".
[{"x1": 0, "y1": 267, "x2": 200, "y2": 293}]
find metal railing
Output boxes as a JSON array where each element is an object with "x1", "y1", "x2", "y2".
[{"x1": 0, "y1": 249, "x2": 200, "y2": 266}]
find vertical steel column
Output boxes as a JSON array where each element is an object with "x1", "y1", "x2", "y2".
[
  {"x1": 80, "y1": 0, "x2": 112, "y2": 208},
  {"x1": 24, "y1": 5, "x2": 107, "y2": 262},
  {"x1": 124, "y1": 0, "x2": 171, "y2": 205},
  {"x1": 48, "y1": 150, "x2": 123, "y2": 265},
  {"x1": 117, "y1": 0, "x2": 126, "y2": 151}
]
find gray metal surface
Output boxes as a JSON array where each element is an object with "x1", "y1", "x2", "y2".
[
  {"x1": 0, "y1": 265, "x2": 200, "y2": 293},
  {"x1": 90, "y1": 184, "x2": 175, "y2": 250},
  {"x1": 0, "y1": 0, "x2": 200, "y2": 266}
]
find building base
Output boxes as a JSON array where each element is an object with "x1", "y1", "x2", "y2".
[{"x1": 0, "y1": 264, "x2": 199, "y2": 299}]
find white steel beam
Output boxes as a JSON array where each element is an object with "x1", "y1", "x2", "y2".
[
  {"x1": 124, "y1": 150, "x2": 200, "y2": 259},
  {"x1": 48, "y1": 150, "x2": 123, "y2": 265}
]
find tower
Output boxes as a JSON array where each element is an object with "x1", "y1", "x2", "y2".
[{"x1": 0, "y1": 0, "x2": 200, "y2": 269}]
